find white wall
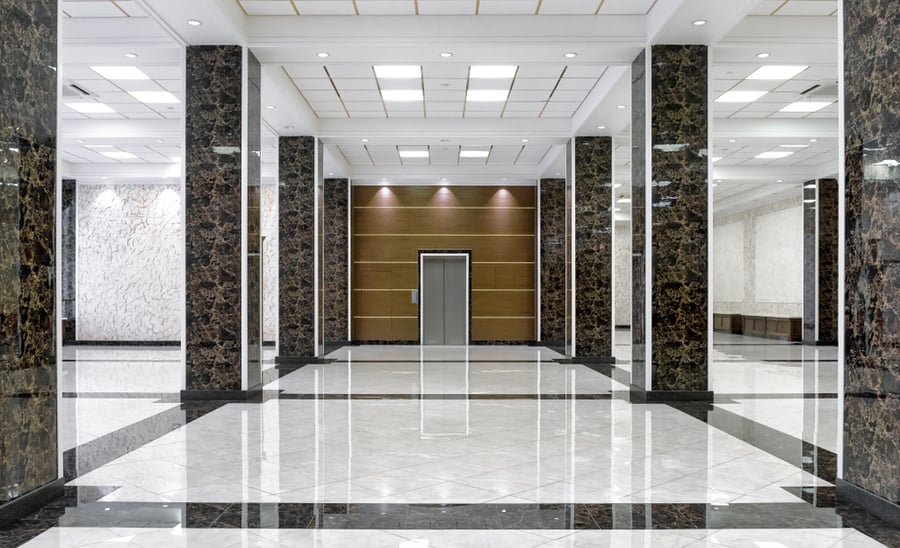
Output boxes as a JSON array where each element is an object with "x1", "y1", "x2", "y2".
[
  {"x1": 76, "y1": 184, "x2": 182, "y2": 341},
  {"x1": 614, "y1": 224, "x2": 632, "y2": 326},
  {"x1": 713, "y1": 196, "x2": 803, "y2": 317}
]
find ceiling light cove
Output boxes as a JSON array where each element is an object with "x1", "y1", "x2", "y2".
[
  {"x1": 65, "y1": 102, "x2": 116, "y2": 114},
  {"x1": 466, "y1": 89, "x2": 509, "y2": 102},
  {"x1": 90, "y1": 66, "x2": 150, "y2": 80},
  {"x1": 381, "y1": 89, "x2": 423, "y2": 102},
  {"x1": 469, "y1": 65, "x2": 517, "y2": 79},
  {"x1": 746, "y1": 65, "x2": 809, "y2": 80},
  {"x1": 780, "y1": 101, "x2": 832, "y2": 113},
  {"x1": 128, "y1": 91, "x2": 180, "y2": 104},
  {"x1": 755, "y1": 151, "x2": 794, "y2": 159},
  {"x1": 715, "y1": 90, "x2": 767, "y2": 103},
  {"x1": 374, "y1": 65, "x2": 422, "y2": 79}
]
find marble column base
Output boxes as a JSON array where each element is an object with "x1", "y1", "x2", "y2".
[
  {"x1": 0, "y1": 478, "x2": 64, "y2": 528},
  {"x1": 837, "y1": 478, "x2": 900, "y2": 530},
  {"x1": 629, "y1": 385, "x2": 714, "y2": 403},
  {"x1": 275, "y1": 356, "x2": 335, "y2": 366}
]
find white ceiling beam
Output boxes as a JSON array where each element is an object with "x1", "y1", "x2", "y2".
[
  {"x1": 317, "y1": 118, "x2": 573, "y2": 144},
  {"x1": 722, "y1": 16, "x2": 838, "y2": 46},
  {"x1": 650, "y1": 0, "x2": 759, "y2": 45},
  {"x1": 571, "y1": 66, "x2": 630, "y2": 136},
  {"x1": 62, "y1": 161, "x2": 182, "y2": 181},
  {"x1": 133, "y1": 0, "x2": 247, "y2": 46},
  {"x1": 60, "y1": 119, "x2": 182, "y2": 140},
  {"x1": 712, "y1": 165, "x2": 824, "y2": 183}
]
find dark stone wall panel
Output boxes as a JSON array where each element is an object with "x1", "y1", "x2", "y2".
[
  {"x1": 246, "y1": 51, "x2": 262, "y2": 388},
  {"x1": 631, "y1": 49, "x2": 648, "y2": 389},
  {"x1": 279, "y1": 137, "x2": 316, "y2": 357},
  {"x1": 844, "y1": 0, "x2": 900, "y2": 504},
  {"x1": 574, "y1": 137, "x2": 613, "y2": 357},
  {"x1": 0, "y1": 0, "x2": 58, "y2": 504},
  {"x1": 185, "y1": 46, "x2": 243, "y2": 391},
  {"x1": 324, "y1": 178, "x2": 348, "y2": 343},
  {"x1": 649, "y1": 45, "x2": 709, "y2": 392},
  {"x1": 540, "y1": 179, "x2": 566, "y2": 344},
  {"x1": 803, "y1": 182, "x2": 816, "y2": 343},
  {"x1": 817, "y1": 178, "x2": 838, "y2": 343}
]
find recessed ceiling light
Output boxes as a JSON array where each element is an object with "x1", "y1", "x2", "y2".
[
  {"x1": 65, "y1": 102, "x2": 116, "y2": 114},
  {"x1": 128, "y1": 91, "x2": 180, "y2": 104},
  {"x1": 100, "y1": 151, "x2": 138, "y2": 159},
  {"x1": 616, "y1": 104, "x2": 627, "y2": 109},
  {"x1": 597, "y1": 125, "x2": 606, "y2": 130},
  {"x1": 124, "y1": 52, "x2": 138, "y2": 59},
  {"x1": 746, "y1": 65, "x2": 808, "y2": 80},
  {"x1": 374, "y1": 65, "x2": 421, "y2": 79},
  {"x1": 469, "y1": 65, "x2": 518, "y2": 79},
  {"x1": 266, "y1": 105, "x2": 276, "y2": 110},
  {"x1": 155, "y1": 139, "x2": 164, "y2": 143},
  {"x1": 779, "y1": 144, "x2": 809, "y2": 148},
  {"x1": 459, "y1": 150, "x2": 490, "y2": 158},
  {"x1": 521, "y1": 139, "x2": 529, "y2": 143},
  {"x1": 76, "y1": 139, "x2": 85, "y2": 144},
  {"x1": 692, "y1": 19, "x2": 707, "y2": 26},
  {"x1": 809, "y1": 138, "x2": 818, "y2": 142},
  {"x1": 780, "y1": 101, "x2": 832, "y2": 113},
  {"x1": 715, "y1": 90, "x2": 767, "y2": 103},
  {"x1": 317, "y1": 52, "x2": 329, "y2": 58},
  {"x1": 440, "y1": 52, "x2": 453, "y2": 58},
  {"x1": 755, "y1": 151, "x2": 794, "y2": 159},
  {"x1": 466, "y1": 89, "x2": 509, "y2": 102},
  {"x1": 777, "y1": 179, "x2": 784, "y2": 183},
  {"x1": 91, "y1": 66, "x2": 150, "y2": 80},
  {"x1": 381, "y1": 89, "x2": 423, "y2": 102},
  {"x1": 441, "y1": 177, "x2": 448, "y2": 181},
  {"x1": 399, "y1": 150, "x2": 429, "y2": 158},
  {"x1": 328, "y1": 172, "x2": 334, "y2": 176},
  {"x1": 564, "y1": 52, "x2": 577, "y2": 58},
  {"x1": 186, "y1": 19, "x2": 202, "y2": 26},
  {"x1": 361, "y1": 138, "x2": 369, "y2": 142},
  {"x1": 756, "y1": 52, "x2": 770, "y2": 59}
]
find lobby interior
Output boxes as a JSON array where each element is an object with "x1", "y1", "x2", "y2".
[{"x1": 1, "y1": 0, "x2": 899, "y2": 546}]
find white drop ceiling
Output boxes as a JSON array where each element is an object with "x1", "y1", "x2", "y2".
[{"x1": 59, "y1": 0, "x2": 840, "y2": 216}]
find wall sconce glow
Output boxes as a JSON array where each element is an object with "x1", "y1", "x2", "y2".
[
  {"x1": 128, "y1": 91, "x2": 181, "y2": 104},
  {"x1": 90, "y1": 66, "x2": 150, "y2": 80},
  {"x1": 381, "y1": 89, "x2": 423, "y2": 101},
  {"x1": 746, "y1": 65, "x2": 808, "y2": 80},
  {"x1": 66, "y1": 102, "x2": 116, "y2": 114},
  {"x1": 780, "y1": 101, "x2": 832, "y2": 113},
  {"x1": 374, "y1": 65, "x2": 422, "y2": 79},
  {"x1": 715, "y1": 90, "x2": 767, "y2": 103},
  {"x1": 100, "y1": 151, "x2": 138, "y2": 159},
  {"x1": 755, "y1": 151, "x2": 794, "y2": 159},
  {"x1": 459, "y1": 150, "x2": 490, "y2": 158},
  {"x1": 466, "y1": 89, "x2": 509, "y2": 102},
  {"x1": 469, "y1": 65, "x2": 517, "y2": 79}
]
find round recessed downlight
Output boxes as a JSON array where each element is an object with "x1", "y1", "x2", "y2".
[
  {"x1": 284, "y1": 125, "x2": 294, "y2": 130},
  {"x1": 564, "y1": 52, "x2": 577, "y2": 58},
  {"x1": 317, "y1": 52, "x2": 329, "y2": 58},
  {"x1": 616, "y1": 104, "x2": 627, "y2": 109},
  {"x1": 521, "y1": 138, "x2": 529, "y2": 143},
  {"x1": 266, "y1": 105, "x2": 276, "y2": 110},
  {"x1": 440, "y1": 52, "x2": 453, "y2": 58},
  {"x1": 756, "y1": 52, "x2": 770, "y2": 59},
  {"x1": 187, "y1": 19, "x2": 202, "y2": 26},
  {"x1": 361, "y1": 138, "x2": 369, "y2": 143},
  {"x1": 597, "y1": 125, "x2": 606, "y2": 130},
  {"x1": 125, "y1": 52, "x2": 138, "y2": 59},
  {"x1": 692, "y1": 19, "x2": 707, "y2": 26}
]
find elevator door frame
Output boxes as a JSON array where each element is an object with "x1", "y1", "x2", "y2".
[{"x1": 418, "y1": 250, "x2": 471, "y2": 345}]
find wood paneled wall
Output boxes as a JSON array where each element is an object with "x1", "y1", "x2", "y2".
[{"x1": 352, "y1": 186, "x2": 536, "y2": 342}]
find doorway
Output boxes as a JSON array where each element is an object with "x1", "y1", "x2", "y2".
[{"x1": 420, "y1": 253, "x2": 469, "y2": 345}]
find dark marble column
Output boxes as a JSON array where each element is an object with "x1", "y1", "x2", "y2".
[
  {"x1": 278, "y1": 136, "x2": 316, "y2": 361},
  {"x1": 840, "y1": 0, "x2": 900, "y2": 526},
  {"x1": 816, "y1": 178, "x2": 838, "y2": 344},
  {"x1": 184, "y1": 46, "x2": 262, "y2": 397},
  {"x1": 574, "y1": 136, "x2": 614, "y2": 361},
  {"x1": 0, "y1": 0, "x2": 61, "y2": 518},
  {"x1": 324, "y1": 178, "x2": 349, "y2": 350},
  {"x1": 539, "y1": 178, "x2": 566, "y2": 349},
  {"x1": 61, "y1": 179, "x2": 76, "y2": 344},
  {"x1": 630, "y1": 45, "x2": 710, "y2": 401},
  {"x1": 803, "y1": 180, "x2": 816, "y2": 343}
]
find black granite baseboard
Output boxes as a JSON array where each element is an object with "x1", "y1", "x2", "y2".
[
  {"x1": 0, "y1": 478, "x2": 65, "y2": 528},
  {"x1": 837, "y1": 478, "x2": 900, "y2": 530},
  {"x1": 275, "y1": 356, "x2": 335, "y2": 366},
  {"x1": 556, "y1": 355, "x2": 616, "y2": 365},
  {"x1": 630, "y1": 386, "x2": 714, "y2": 403}
]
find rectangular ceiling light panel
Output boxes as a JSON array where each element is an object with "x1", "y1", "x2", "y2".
[
  {"x1": 129, "y1": 91, "x2": 181, "y2": 104},
  {"x1": 780, "y1": 101, "x2": 832, "y2": 113},
  {"x1": 90, "y1": 66, "x2": 151, "y2": 80},
  {"x1": 65, "y1": 102, "x2": 117, "y2": 114},
  {"x1": 746, "y1": 65, "x2": 809, "y2": 80},
  {"x1": 715, "y1": 90, "x2": 768, "y2": 103},
  {"x1": 755, "y1": 151, "x2": 795, "y2": 159}
]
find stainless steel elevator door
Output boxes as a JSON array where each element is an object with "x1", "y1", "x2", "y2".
[{"x1": 421, "y1": 256, "x2": 467, "y2": 345}]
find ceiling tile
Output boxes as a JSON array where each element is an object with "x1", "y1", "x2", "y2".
[
  {"x1": 240, "y1": 1, "x2": 298, "y2": 15},
  {"x1": 598, "y1": 0, "x2": 655, "y2": 15},
  {"x1": 417, "y1": 0, "x2": 477, "y2": 15},
  {"x1": 477, "y1": 0, "x2": 537, "y2": 15},
  {"x1": 356, "y1": 0, "x2": 416, "y2": 15},
  {"x1": 538, "y1": 0, "x2": 600, "y2": 15},
  {"x1": 294, "y1": 0, "x2": 357, "y2": 14},
  {"x1": 776, "y1": 1, "x2": 837, "y2": 16},
  {"x1": 63, "y1": 1, "x2": 127, "y2": 17}
]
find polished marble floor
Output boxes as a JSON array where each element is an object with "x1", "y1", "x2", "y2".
[{"x1": 4, "y1": 334, "x2": 898, "y2": 547}]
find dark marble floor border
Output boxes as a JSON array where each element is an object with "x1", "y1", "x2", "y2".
[
  {"x1": 714, "y1": 393, "x2": 838, "y2": 401},
  {"x1": 30, "y1": 501, "x2": 873, "y2": 531},
  {"x1": 0, "y1": 479, "x2": 65, "y2": 529},
  {"x1": 327, "y1": 359, "x2": 564, "y2": 364},
  {"x1": 275, "y1": 393, "x2": 615, "y2": 400},
  {"x1": 837, "y1": 478, "x2": 900, "y2": 530}
]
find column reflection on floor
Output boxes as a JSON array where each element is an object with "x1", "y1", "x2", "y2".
[{"x1": 5, "y1": 340, "x2": 899, "y2": 547}]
